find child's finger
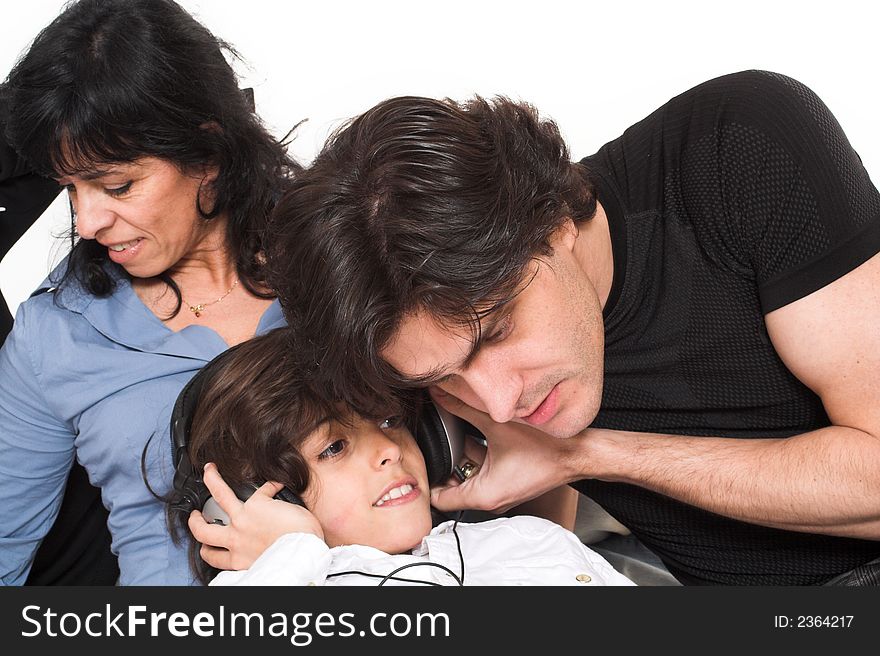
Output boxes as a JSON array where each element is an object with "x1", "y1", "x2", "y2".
[
  {"x1": 188, "y1": 509, "x2": 230, "y2": 549},
  {"x1": 202, "y1": 462, "x2": 242, "y2": 515},
  {"x1": 253, "y1": 480, "x2": 285, "y2": 499},
  {"x1": 199, "y1": 543, "x2": 235, "y2": 570}
]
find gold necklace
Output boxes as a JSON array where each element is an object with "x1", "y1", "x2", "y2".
[{"x1": 183, "y1": 279, "x2": 239, "y2": 318}]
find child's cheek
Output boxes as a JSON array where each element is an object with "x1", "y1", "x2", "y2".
[{"x1": 315, "y1": 506, "x2": 357, "y2": 548}]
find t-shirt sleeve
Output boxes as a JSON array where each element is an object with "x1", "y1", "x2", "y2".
[{"x1": 680, "y1": 70, "x2": 880, "y2": 313}]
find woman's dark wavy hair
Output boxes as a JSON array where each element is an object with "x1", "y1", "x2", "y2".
[
  {"x1": 165, "y1": 328, "x2": 341, "y2": 585},
  {"x1": 4, "y1": 0, "x2": 299, "y2": 312},
  {"x1": 266, "y1": 95, "x2": 596, "y2": 417}
]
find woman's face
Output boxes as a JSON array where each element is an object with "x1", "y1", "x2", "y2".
[
  {"x1": 57, "y1": 157, "x2": 222, "y2": 279},
  {"x1": 300, "y1": 415, "x2": 434, "y2": 554}
]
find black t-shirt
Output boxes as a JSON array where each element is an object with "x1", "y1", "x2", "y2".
[{"x1": 575, "y1": 70, "x2": 880, "y2": 585}]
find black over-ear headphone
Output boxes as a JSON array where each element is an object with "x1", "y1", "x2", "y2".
[{"x1": 170, "y1": 347, "x2": 485, "y2": 526}]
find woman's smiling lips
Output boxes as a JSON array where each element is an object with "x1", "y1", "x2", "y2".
[
  {"x1": 104, "y1": 237, "x2": 145, "y2": 265},
  {"x1": 374, "y1": 478, "x2": 420, "y2": 507}
]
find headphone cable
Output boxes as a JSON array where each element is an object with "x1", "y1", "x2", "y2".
[{"x1": 326, "y1": 511, "x2": 467, "y2": 586}]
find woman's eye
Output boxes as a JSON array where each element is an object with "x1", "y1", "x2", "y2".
[
  {"x1": 318, "y1": 439, "x2": 347, "y2": 460},
  {"x1": 105, "y1": 181, "x2": 133, "y2": 197}
]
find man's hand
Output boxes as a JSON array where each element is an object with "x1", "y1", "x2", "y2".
[
  {"x1": 188, "y1": 463, "x2": 323, "y2": 571},
  {"x1": 429, "y1": 387, "x2": 584, "y2": 514}
]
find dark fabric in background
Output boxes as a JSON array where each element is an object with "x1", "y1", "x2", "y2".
[{"x1": 1, "y1": 84, "x2": 118, "y2": 585}]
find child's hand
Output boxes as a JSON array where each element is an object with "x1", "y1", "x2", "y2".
[{"x1": 188, "y1": 463, "x2": 324, "y2": 571}]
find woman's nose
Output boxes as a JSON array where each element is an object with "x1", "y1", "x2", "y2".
[{"x1": 72, "y1": 190, "x2": 116, "y2": 240}]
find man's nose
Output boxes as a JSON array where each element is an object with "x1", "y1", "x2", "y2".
[{"x1": 459, "y1": 363, "x2": 521, "y2": 424}]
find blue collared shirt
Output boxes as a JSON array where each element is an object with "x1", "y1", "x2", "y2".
[{"x1": 0, "y1": 264, "x2": 286, "y2": 585}]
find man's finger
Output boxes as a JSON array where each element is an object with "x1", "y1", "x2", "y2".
[{"x1": 430, "y1": 481, "x2": 476, "y2": 512}]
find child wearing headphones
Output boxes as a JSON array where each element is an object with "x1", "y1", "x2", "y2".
[{"x1": 170, "y1": 328, "x2": 635, "y2": 586}]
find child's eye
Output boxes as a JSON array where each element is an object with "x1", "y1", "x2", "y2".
[
  {"x1": 318, "y1": 439, "x2": 347, "y2": 460},
  {"x1": 378, "y1": 416, "x2": 403, "y2": 430}
]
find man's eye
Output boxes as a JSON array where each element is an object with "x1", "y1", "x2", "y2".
[
  {"x1": 485, "y1": 315, "x2": 513, "y2": 343},
  {"x1": 318, "y1": 439, "x2": 347, "y2": 460}
]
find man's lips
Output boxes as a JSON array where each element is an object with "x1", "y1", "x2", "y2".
[{"x1": 521, "y1": 383, "x2": 561, "y2": 427}]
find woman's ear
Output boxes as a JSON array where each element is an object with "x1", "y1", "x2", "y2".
[
  {"x1": 196, "y1": 170, "x2": 220, "y2": 217},
  {"x1": 202, "y1": 163, "x2": 220, "y2": 185},
  {"x1": 193, "y1": 122, "x2": 223, "y2": 216},
  {"x1": 199, "y1": 121, "x2": 223, "y2": 179}
]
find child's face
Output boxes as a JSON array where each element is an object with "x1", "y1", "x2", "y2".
[{"x1": 300, "y1": 414, "x2": 434, "y2": 554}]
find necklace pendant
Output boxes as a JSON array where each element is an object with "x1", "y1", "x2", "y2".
[{"x1": 181, "y1": 279, "x2": 236, "y2": 320}]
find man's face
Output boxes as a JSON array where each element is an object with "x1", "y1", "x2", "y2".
[{"x1": 382, "y1": 226, "x2": 606, "y2": 439}]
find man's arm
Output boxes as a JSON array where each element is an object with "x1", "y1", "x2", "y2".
[
  {"x1": 508, "y1": 485, "x2": 579, "y2": 532},
  {"x1": 432, "y1": 252, "x2": 880, "y2": 539}
]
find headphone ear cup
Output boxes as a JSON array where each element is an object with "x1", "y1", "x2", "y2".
[{"x1": 412, "y1": 402, "x2": 454, "y2": 486}]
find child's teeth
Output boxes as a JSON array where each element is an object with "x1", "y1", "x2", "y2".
[{"x1": 375, "y1": 483, "x2": 414, "y2": 506}]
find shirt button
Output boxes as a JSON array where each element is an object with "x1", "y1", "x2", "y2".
[{"x1": 576, "y1": 574, "x2": 592, "y2": 583}]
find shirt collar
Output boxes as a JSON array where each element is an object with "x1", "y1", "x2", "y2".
[{"x1": 47, "y1": 262, "x2": 285, "y2": 360}]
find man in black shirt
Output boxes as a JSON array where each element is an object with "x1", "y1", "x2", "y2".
[{"x1": 264, "y1": 70, "x2": 880, "y2": 585}]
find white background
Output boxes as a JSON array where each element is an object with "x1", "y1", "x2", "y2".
[{"x1": 2, "y1": 0, "x2": 878, "y2": 316}]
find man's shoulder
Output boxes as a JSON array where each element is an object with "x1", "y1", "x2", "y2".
[
  {"x1": 673, "y1": 69, "x2": 825, "y2": 133},
  {"x1": 582, "y1": 70, "x2": 818, "y2": 166},
  {"x1": 677, "y1": 69, "x2": 809, "y2": 102}
]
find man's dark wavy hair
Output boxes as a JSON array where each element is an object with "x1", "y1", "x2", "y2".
[
  {"x1": 4, "y1": 0, "x2": 299, "y2": 313},
  {"x1": 267, "y1": 95, "x2": 596, "y2": 417}
]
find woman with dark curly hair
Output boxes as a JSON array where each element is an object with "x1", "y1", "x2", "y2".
[{"x1": 0, "y1": 0, "x2": 299, "y2": 585}]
